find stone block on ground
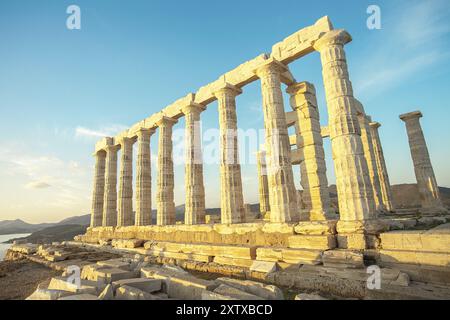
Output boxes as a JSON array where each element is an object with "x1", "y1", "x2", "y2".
[
  {"x1": 115, "y1": 285, "x2": 161, "y2": 300},
  {"x1": 112, "y1": 278, "x2": 161, "y2": 293},
  {"x1": 215, "y1": 277, "x2": 284, "y2": 300},
  {"x1": 294, "y1": 293, "x2": 327, "y2": 300},
  {"x1": 58, "y1": 294, "x2": 98, "y2": 300},
  {"x1": 256, "y1": 247, "x2": 322, "y2": 264},
  {"x1": 26, "y1": 289, "x2": 72, "y2": 300},
  {"x1": 112, "y1": 239, "x2": 145, "y2": 249},
  {"x1": 47, "y1": 276, "x2": 100, "y2": 295},
  {"x1": 98, "y1": 284, "x2": 114, "y2": 300},
  {"x1": 201, "y1": 291, "x2": 238, "y2": 300},
  {"x1": 249, "y1": 261, "x2": 278, "y2": 274},
  {"x1": 213, "y1": 284, "x2": 264, "y2": 300},
  {"x1": 213, "y1": 256, "x2": 254, "y2": 268},
  {"x1": 322, "y1": 250, "x2": 364, "y2": 269},
  {"x1": 288, "y1": 235, "x2": 336, "y2": 250},
  {"x1": 96, "y1": 258, "x2": 132, "y2": 270}
]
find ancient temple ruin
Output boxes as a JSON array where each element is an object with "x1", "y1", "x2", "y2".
[{"x1": 80, "y1": 16, "x2": 448, "y2": 277}]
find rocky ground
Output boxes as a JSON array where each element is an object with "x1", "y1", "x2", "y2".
[{"x1": 0, "y1": 259, "x2": 61, "y2": 300}]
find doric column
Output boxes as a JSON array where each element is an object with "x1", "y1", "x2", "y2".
[
  {"x1": 256, "y1": 150, "x2": 270, "y2": 216},
  {"x1": 213, "y1": 83, "x2": 245, "y2": 224},
  {"x1": 90, "y1": 151, "x2": 106, "y2": 227},
  {"x1": 369, "y1": 121, "x2": 395, "y2": 212},
  {"x1": 400, "y1": 111, "x2": 447, "y2": 215},
  {"x1": 181, "y1": 103, "x2": 206, "y2": 225},
  {"x1": 117, "y1": 137, "x2": 134, "y2": 227},
  {"x1": 358, "y1": 113, "x2": 384, "y2": 214},
  {"x1": 254, "y1": 58, "x2": 298, "y2": 223},
  {"x1": 102, "y1": 145, "x2": 119, "y2": 227},
  {"x1": 135, "y1": 128, "x2": 155, "y2": 226},
  {"x1": 287, "y1": 82, "x2": 335, "y2": 221},
  {"x1": 313, "y1": 30, "x2": 376, "y2": 225},
  {"x1": 156, "y1": 116, "x2": 177, "y2": 225}
]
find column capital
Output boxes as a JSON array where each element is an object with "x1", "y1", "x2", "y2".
[
  {"x1": 180, "y1": 102, "x2": 206, "y2": 115},
  {"x1": 117, "y1": 136, "x2": 134, "y2": 146},
  {"x1": 136, "y1": 127, "x2": 156, "y2": 138},
  {"x1": 212, "y1": 82, "x2": 242, "y2": 98},
  {"x1": 313, "y1": 29, "x2": 352, "y2": 52},
  {"x1": 155, "y1": 115, "x2": 178, "y2": 127},
  {"x1": 253, "y1": 57, "x2": 288, "y2": 78},
  {"x1": 286, "y1": 81, "x2": 316, "y2": 96},
  {"x1": 399, "y1": 110, "x2": 423, "y2": 122},
  {"x1": 369, "y1": 121, "x2": 381, "y2": 129},
  {"x1": 92, "y1": 149, "x2": 107, "y2": 157},
  {"x1": 104, "y1": 144, "x2": 119, "y2": 153}
]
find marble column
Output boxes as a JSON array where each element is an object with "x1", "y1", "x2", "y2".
[
  {"x1": 313, "y1": 30, "x2": 376, "y2": 227},
  {"x1": 181, "y1": 103, "x2": 206, "y2": 225},
  {"x1": 156, "y1": 116, "x2": 177, "y2": 225},
  {"x1": 90, "y1": 151, "x2": 106, "y2": 227},
  {"x1": 400, "y1": 111, "x2": 447, "y2": 215},
  {"x1": 358, "y1": 113, "x2": 384, "y2": 214},
  {"x1": 117, "y1": 137, "x2": 134, "y2": 227},
  {"x1": 369, "y1": 121, "x2": 395, "y2": 212},
  {"x1": 102, "y1": 145, "x2": 119, "y2": 227},
  {"x1": 213, "y1": 83, "x2": 245, "y2": 224},
  {"x1": 287, "y1": 81, "x2": 335, "y2": 221},
  {"x1": 135, "y1": 129, "x2": 154, "y2": 226},
  {"x1": 256, "y1": 150, "x2": 271, "y2": 216},
  {"x1": 254, "y1": 58, "x2": 298, "y2": 223}
]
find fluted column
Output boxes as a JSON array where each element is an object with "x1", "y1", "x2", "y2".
[
  {"x1": 90, "y1": 151, "x2": 106, "y2": 227},
  {"x1": 135, "y1": 129, "x2": 154, "y2": 226},
  {"x1": 156, "y1": 116, "x2": 177, "y2": 225},
  {"x1": 358, "y1": 113, "x2": 384, "y2": 214},
  {"x1": 117, "y1": 137, "x2": 134, "y2": 227},
  {"x1": 254, "y1": 58, "x2": 298, "y2": 223},
  {"x1": 400, "y1": 111, "x2": 447, "y2": 215},
  {"x1": 287, "y1": 82, "x2": 335, "y2": 221},
  {"x1": 102, "y1": 145, "x2": 119, "y2": 227},
  {"x1": 256, "y1": 150, "x2": 270, "y2": 216},
  {"x1": 369, "y1": 121, "x2": 395, "y2": 212},
  {"x1": 181, "y1": 103, "x2": 206, "y2": 225},
  {"x1": 213, "y1": 83, "x2": 245, "y2": 224},
  {"x1": 313, "y1": 30, "x2": 376, "y2": 228}
]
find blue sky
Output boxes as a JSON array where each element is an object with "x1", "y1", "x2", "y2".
[{"x1": 0, "y1": 0, "x2": 449, "y2": 223}]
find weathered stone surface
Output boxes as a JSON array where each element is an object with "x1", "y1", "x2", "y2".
[
  {"x1": 58, "y1": 294, "x2": 98, "y2": 300},
  {"x1": 115, "y1": 285, "x2": 161, "y2": 300},
  {"x1": 213, "y1": 284, "x2": 264, "y2": 300},
  {"x1": 201, "y1": 291, "x2": 238, "y2": 300},
  {"x1": 294, "y1": 221, "x2": 337, "y2": 235},
  {"x1": 112, "y1": 239, "x2": 145, "y2": 249},
  {"x1": 322, "y1": 250, "x2": 364, "y2": 269},
  {"x1": 81, "y1": 264, "x2": 137, "y2": 283},
  {"x1": 380, "y1": 229, "x2": 450, "y2": 253},
  {"x1": 288, "y1": 235, "x2": 336, "y2": 250},
  {"x1": 213, "y1": 256, "x2": 254, "y2": 268},
  {"x1": 112, "y1": 278, "x2": 161, "y2": 293},
  {"x1": 96, "y1": 258, "x2": 131, "y2": 270},
  {"x1": 26, "y1": 289, "x2": 72, "y2": 300},
  {"x1": 256, "y1": 247, "x2": 322, "y2": 264},
  {"x1": 9, "y1": 244, "x2": 37, "y2": 255},
  {"x1": 379, "y1": 249, "x2": 450, "y2": 267},
  {"x1": 250, "y1": 261, "x2": 278, "y2": 274},
  {"x1": 294, "y1": 293, "x2": 327, "y2": 300},
  {"x1": 47, "y1": 276, "x2": 99, "y2": 295},
  {"x1": 98, "y1": 284, "x2": 114, "y2": 300},
  {"x1": 216, "y1": 277, "x2": 284, "y2": 300}
]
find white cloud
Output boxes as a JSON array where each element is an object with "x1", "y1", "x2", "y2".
[
  {"x1": 75, "y1": 124, "x2": 128, "y2": 139},
  {"x1": 25, "y1": 181, "x2": 51, "y2": 189}
]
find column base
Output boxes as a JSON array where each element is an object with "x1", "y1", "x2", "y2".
[
  {"x1": 420, "y1": 206, "x2": 449, "y2": 216},
  {"x1": 336, "y1": 219, "x2": 389, "y2": 250}
]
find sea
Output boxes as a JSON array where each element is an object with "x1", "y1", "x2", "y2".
[{"x1": 0, "y1": 234, "x2": 31, "y2": 261}]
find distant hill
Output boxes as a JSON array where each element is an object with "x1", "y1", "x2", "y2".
[
  {"x1": 392, "y1": 184, "x2": 450, "y2": 209},
  {"x1": 7, "y1": 224, "x2": 88, "y2": 244}
]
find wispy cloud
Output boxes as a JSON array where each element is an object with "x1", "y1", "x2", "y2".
[
  {"x1": 75, "y1": 124, "x2": 128, "y2": 139},
  {"x1": 353, "y1": 0, "x2": 450, "y2": 97},
  {"x1": 25, "y1": 181, "x2": 51, "y2": 189}
]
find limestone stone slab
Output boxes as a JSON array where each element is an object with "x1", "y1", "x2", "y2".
[
  {"x1": 256, "y1": 247, "x2": 322, "y2": 265},
  {"x1": 380, "y1": 230, "x2": 450, "y2": 253},
  {"x1": 98, "y1": 284, "x2": 114, "y2": 300},
  {"x1": 379, "y1": 249, "x2": 450, "y2": 267},
  {"x1": 96, "y1": 258, "x2": 132, "y2": 270},
  {"x1": 215, "y1": 277, "x2": 284, "y2": 300},
  {"x1": 213, "y1": 284, "x2": 264, "y2": 300},
  {"x1": 322, "y1": 250, "x2": 364, "y2": 269},
  {"x1": 112, "y1": 278, "x2": 161, "y2": 293},
  {"x1": 112, "y1": 239, "x2": 145, "y2": 249},
  {"x1": 201, "y1": 291, "x2": 238, "y2": 300},
  {"x1": 47, "y1": 276, "x2": 99, "y2": 295},
  {"x1": 288, "y1": 235, "x2": 336, "y2": 250},
  {"x1": 145, "y1": 249, "x2": 213, "y2": 263},
  {"x1": 115, "y1": 285, "x2": 161, "y2": 300},
  {"x1": 58, "y1": 294, "x2": 98, "y2": 300},
  {"x1": 213, "y1": 256, "x2": 254, "y2": 268},
  {"x1": 294, "y1": 293, "x2": 327, "y2": 300},
  {"x1": 294, "y1": 221, "x2": 337, "y2": 235},
  {"x1": 26, "y1": 289, "x2": 72, "y2": 300}
]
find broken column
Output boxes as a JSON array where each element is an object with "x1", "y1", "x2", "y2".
[
  {"x1": 117, "y1": 137, "x2": 134, "y2": 227},
  {"x1": 90, "y1": 150, "x2": 106, "y2": 227},
  {"x1": 314, "y1": 30, "x2": 378, "y2": 248},
  {"x1": 213, "y1": 83, "x2": 245, "y2": 224},
  {"x1": 287, "y1": 81, "x2": 334, "y2": 221},
  {"x1": 400, "y1": 111, "x2": 447, "y2": 215},
  {"x1": 156, "y1": 116, "x2": 177, "y2": 225},
  {"x1": 181, "y1": 103, "x2": 206, "y2": 225},
  {"x1": 254, "y1": 58, "x2": 298, "y2": 223},
  {"x1": 135, "y1": 128, "x2": 154, "y2": 226},
  {"x1": 256, "y1": 150, "x2": 270, "y2": 218},
  {"x1": 102, "y1": 144, "x2": 119, "y2": 227},
  {"x1": 369, "y1": 121, "x2": 395, "y2": 212}
]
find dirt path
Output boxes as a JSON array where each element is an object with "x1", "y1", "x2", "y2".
[{"x1": 0, "y1": 258, "x2": 61, "y2": 300}]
